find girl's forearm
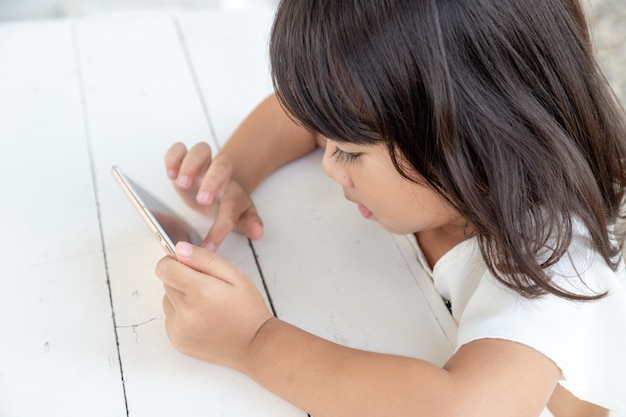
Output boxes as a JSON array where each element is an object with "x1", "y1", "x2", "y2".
[
  {"x1": 240, "y1": 318, "x2": 451, "y2": 417},
  {"x1": 219, "y1": 93, "x2": 319, "y2": 194}
]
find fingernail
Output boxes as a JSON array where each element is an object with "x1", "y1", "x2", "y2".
[
  {"x1": 196, "y1": 191, "x2": 212, "y2": 204},
  {"x1": 176, "y1": 241, "x2": 193, "y2": 257},
  {"x1": 177, "y1": 175, "x2": 191, "y2": 188},
  {"x1": 167, "y1": 169, "x2": 177, "y2": 180},
  {"x1": 204, "y1": 241, "x2": 216, "y2": 252}
]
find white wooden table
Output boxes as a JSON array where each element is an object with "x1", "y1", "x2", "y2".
[{"x1": 0, "y1": 9, "x2": 456, "y2": 417}]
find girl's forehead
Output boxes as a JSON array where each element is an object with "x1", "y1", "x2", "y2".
[{"x1": 323, "y1": 135, "x2": 386, "y2": 149}]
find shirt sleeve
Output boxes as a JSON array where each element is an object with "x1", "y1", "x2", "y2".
[{"x1": 456, "y1": 242, "x2": 626, "y2": 413}]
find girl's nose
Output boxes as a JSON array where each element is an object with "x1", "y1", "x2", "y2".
[{"x1": 322, "y1": 144, "x2": 353, "y2": 187}]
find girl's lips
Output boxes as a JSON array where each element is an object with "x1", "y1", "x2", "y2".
[{"x1": 358, "y1": 204, "x2": 373, "y2": 219}]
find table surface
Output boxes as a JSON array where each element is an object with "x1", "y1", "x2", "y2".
[{"x1": 0, "y1": 9, "x2": 456, "y2": 417}]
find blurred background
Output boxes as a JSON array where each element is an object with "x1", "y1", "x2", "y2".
[
  {"x1": 0, "y1": 0, "x2": 278, "y2": 20},
  {"x1": 0, "y1": 0, "x2": 623, "y2": 104},
  {"x1": 589, "y1": 0, "x2": 626, "y2": 105}
]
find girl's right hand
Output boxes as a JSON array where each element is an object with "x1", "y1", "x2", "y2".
[{"x1": 164, "y1": 142, "x2": 264, "y2": 251}]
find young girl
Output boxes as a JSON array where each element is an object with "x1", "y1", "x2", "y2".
[{"x1": 157, "y1": 0, "x2": 626, "y2": 416}]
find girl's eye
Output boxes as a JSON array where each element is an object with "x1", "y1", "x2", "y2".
[{"x1": 331, "y1": 146, "x2": 361, "y2": 166}]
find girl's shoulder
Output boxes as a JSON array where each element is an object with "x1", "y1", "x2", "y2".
[
  {"x1": 425, "y1": 227, "x2": 626, "y2": 414},
  {"x1": 424, "y1": 219, "x2": 626, "y2": 308},
  {"x1": 410, "y1": 227, "x2": 626, "y2": 413}
]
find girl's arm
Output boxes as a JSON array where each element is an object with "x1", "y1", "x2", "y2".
[
  {"x1": 218, "y1": 93, "x2": 321, "y2": 194},
  {"x1": 244, "y1": 319, "x2": 560, "y2": 417},
  {"x1": 157, "y1": 243, "x2": 561, "y2": 417}
]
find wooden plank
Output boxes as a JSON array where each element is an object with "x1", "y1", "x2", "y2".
[
  {"x1": 177, "y1": 9, "x2": 275, "y2": 147},
  {"x1": 252, "y1": 151, "x2": 456, "y2": 363},
  {"x1": 180, "y1": 9, "x2": 456, "y2": 363},
  {"x1": 0, "y1": 19, "x2": 126, "y2": 417},
  {"x1": 73, "y1": 12, "x2": 302, "y2": 416}
]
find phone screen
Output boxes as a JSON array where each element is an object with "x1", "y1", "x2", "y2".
[{"x1": 112, "y1": 166, "x2": 202, "y2": 255}]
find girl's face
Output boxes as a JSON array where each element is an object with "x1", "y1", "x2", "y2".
[{"x1": 321, "y1": 138, "x2": 467, "y2": 236}]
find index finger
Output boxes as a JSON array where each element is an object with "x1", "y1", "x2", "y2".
[{"x1": 164, "y1": 142, "x2": 188, "y2": 180}]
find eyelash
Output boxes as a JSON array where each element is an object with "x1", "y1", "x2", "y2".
[{"x1": 331, "y1": 146, "x2": 361, "y2": 166}]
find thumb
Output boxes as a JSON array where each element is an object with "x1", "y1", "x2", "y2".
[
  {"x1": 238, "y1": 208, "x2": 264, "y2": 241},
  {"x1": 202, "y1": 205, "x2": 263, "y2": 252},
  {"x1": 175, "y1": 241, "x2": 243, "y2": 285}
]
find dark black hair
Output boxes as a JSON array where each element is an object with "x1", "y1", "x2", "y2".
[{"x1": 270, "y1": 0, "x2": 626, "y2": 300}]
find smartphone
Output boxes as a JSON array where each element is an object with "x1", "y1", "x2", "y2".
[{"x1": 111, "y1": 165, "x2": 202, "y2": 256}]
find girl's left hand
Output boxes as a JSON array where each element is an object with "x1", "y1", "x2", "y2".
[{"x1": 155, "y1": 241, "x2": 273, "y2": 369}]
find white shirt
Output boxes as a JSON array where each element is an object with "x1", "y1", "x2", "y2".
[{"x1": 409, "y1": 226, "x2": 626, "y2": 416}]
